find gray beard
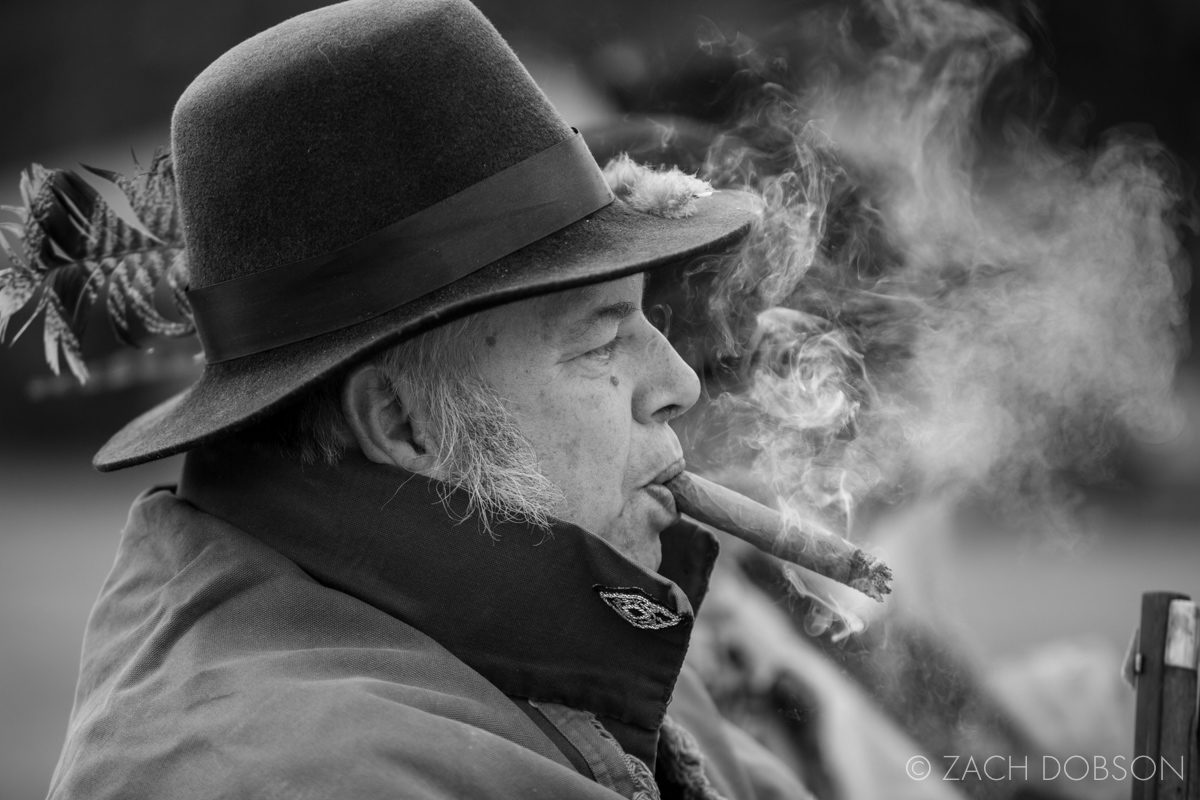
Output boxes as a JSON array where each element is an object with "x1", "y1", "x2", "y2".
[{"x1": 418, "y1": 374, "x2": 563, "y2": 534}]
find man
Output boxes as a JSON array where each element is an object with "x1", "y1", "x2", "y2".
[{"x1": 38, "y1": 0, "x2": 813, "y2": 797}]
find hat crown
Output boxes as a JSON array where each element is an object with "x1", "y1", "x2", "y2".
[
  {"x1": 172, "y1": 0, "x2": 572, "y2": 290},
  {"x1": 92, "y1": 0, "x2": 755, "y2": 471}
]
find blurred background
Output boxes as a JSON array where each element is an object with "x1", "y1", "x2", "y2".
[{"x1": 1, "y1": 0, "x2": 1198, "y2": 798}]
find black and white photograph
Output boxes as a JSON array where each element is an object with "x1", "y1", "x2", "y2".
[{"x1": 1, "y1": 0, "x2": 1198, "y2": 798}]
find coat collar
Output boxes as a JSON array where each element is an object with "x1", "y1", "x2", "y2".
[{"x1": 179, "y1": 442, "x2": 718, "y2": 766}]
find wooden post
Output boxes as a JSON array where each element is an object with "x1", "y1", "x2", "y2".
[{"x1": 1132, "y1": 591, "x2": 1199, "y2": 800}]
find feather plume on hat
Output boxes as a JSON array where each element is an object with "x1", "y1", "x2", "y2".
[
  {"x1": 0, "y1": 152, "x2": 193, "y2": 383},
  {"x1": 1, "y1": 151, "x2": 714, "y2": 388}
]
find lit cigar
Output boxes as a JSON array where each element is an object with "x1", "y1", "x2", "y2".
[{"x1": 666, "y1": 471, "x2": 893, "y2": 602}]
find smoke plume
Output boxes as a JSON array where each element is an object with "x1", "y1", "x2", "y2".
[{"x1": 687, "y1": 0, "x2": 1193, "y2": 540}]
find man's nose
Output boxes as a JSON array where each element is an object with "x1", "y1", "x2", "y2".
[{"x1": 634, "y1": 326, "x2": 701, "y2": 425}]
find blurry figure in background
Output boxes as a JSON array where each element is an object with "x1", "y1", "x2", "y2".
[{"x1": 0, "y1": 0, "x2": 826, "y2": 797}]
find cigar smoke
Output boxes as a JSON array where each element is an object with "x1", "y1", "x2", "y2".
[
  {"x1": 672, "y1": 2, "x2": 1191, "y2": 783},
  {"x1": 685, "y1": 0, "x2": 1192, "y2": 544}
]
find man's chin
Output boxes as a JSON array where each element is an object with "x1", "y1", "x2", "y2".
[
  {"x1": 624, "y1": 536, "x2": 664, "y2": 575},
  {"x1": 620, "y1": 490, "x2": 678, "y2": 572}
]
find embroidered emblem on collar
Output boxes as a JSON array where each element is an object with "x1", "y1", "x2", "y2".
[{"x1": 594, "y1": 586, "x2": 682, "y2": 630}]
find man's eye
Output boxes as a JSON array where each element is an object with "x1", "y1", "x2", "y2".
[{"x1": 583, "y1": 337, "x2": 621, "y2": 362}]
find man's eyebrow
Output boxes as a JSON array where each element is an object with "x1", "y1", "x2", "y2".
[{"x1": 562, "y1": 300, "x2": 640, "y2": 343}]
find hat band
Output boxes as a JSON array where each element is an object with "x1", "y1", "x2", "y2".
[{"x1": 188, "y1": 131, "x2": 614, "y2": 363}]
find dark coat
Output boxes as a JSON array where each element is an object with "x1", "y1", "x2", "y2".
[{"x1": 47, "y1": 446, "x2": 810, "y2": 799}]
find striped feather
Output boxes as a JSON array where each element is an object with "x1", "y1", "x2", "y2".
[{"x1": 0, "y1": 151, "x2": 192, "y2": 383}]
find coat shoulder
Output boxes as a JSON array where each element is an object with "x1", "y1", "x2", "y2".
[{"x1": 48, "y1": 491, "x2": 608, "y2": 800}]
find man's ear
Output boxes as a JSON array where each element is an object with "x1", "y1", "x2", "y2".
[{"x1": 341, "y1": 363, "x2": 438, "y2": 475}]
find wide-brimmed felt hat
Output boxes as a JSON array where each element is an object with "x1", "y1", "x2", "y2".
[{"x1": 92, "y1": 0, "x2": 757, "y2": 471}]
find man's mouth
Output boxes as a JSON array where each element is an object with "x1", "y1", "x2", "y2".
[
  {"x1": 648, "y1": 458, "x2": 686, "y2": 487},
  {"x1": 643, "y1": 458, "x2": 685, "y2": 519}
]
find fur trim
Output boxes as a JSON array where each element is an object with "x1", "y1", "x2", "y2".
[{"x1": 603, "y1": 154, "x2": 713, "y2": 219}]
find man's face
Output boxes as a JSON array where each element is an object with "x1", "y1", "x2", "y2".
[{"x1": 469, "y1": 273, "x2": 700, "y2": 572}]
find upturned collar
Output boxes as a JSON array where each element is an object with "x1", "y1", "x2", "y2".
[{"x1": 179, "y1": 443, "x2": 718, "y2": 766}]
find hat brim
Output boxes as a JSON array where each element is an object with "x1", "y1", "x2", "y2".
[{"x1": 94, "y1": 190, "x2": 759, "y2": 471}]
